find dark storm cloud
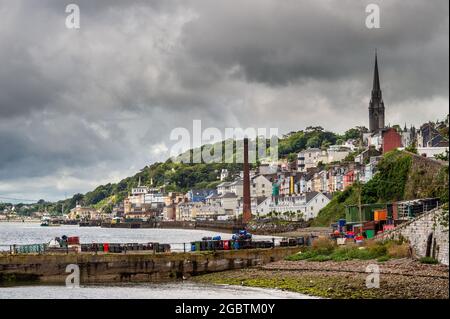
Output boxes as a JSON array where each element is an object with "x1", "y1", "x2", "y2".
[
  {"x1": 179, "y1": 0, "x2": 448, "y2": 97},
  {"x1": 0, "y1": 0, "x2": 448, "y2": 201}
]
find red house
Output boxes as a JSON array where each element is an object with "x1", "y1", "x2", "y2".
[
  {"x1": 343, "y1": 170, "x2": 356, "y2": 189},
  {"x1": 382, "y1": 128, "x2": 402, "y2": 153}
]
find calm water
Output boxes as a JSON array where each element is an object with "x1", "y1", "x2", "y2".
[
  {"x1": 0, "y1": 222, "x2": 304, "y2": 299},
  {"x1": 0, "y1": 282, "x2": 316, "y2": 299},
  {"x1": 0, "y1": 222, "x2": 278, "y2": 251}
]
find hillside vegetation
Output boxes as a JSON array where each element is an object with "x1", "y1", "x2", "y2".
[{"x1": 32, "y1": 126, "x2": 347, "y2": 215}]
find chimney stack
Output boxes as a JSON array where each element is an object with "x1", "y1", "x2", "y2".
[{"x1": 242, "y1": 138, "x2": 252, "y2": 224}]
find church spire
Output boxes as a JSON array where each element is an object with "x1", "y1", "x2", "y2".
[
  {"x1": 368, "y1": 50, "x2": 385, "y2": 133},
  {"x1": 372, "y1": 50, "x2": 381, "y2": 92}
]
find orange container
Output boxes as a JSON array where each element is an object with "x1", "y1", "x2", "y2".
[{"x1": 374, "y1": 209, "x2": 387, "y2": 221}]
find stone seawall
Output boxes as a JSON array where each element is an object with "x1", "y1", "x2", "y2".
[
  {"x1": 0, "y1": 247, "x2": 301, "y2": 285},
  {"x1": 376, "y1": 207, "x2": 449, "y2": 265}
]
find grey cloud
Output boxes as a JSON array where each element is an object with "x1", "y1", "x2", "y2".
[
  {"x1": 180, "y1": 0, "x2": 448, "y2": 99},
  {"x1": 0, "y1": 0, "x2": 448, "y2": 201}
]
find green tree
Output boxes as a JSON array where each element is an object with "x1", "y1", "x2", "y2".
[{"x1": 405, "y1": 141, "x2": 418, "y2": 154}]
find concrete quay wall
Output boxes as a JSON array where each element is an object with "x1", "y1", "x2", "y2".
[{"x1": 0, "y1": 247, "x2": 301, "y2": 284}]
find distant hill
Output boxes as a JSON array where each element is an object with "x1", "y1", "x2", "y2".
[{"x1": 46, "y1": 126, "x2": 345, "y2": 215}]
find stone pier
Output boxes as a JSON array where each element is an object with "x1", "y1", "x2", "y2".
[{"x1": 0, "y1": 247, "x2": 301, "y2": 285}]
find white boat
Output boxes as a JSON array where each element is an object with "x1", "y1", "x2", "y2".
[{"x1": 40, "y1": 216, "x2": 60, "y2": 227}]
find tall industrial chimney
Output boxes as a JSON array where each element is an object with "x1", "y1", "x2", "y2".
[{"x1": 242, "y1": 138, "x2": 252, "y2": 224}]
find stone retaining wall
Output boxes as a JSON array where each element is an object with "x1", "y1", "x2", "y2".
[
  {"x1": 377, "y1": 207, "x2": 449, "y2": 265},
  {"x1": 0, "y1": 247, "x2": 301, "y2": 285}
]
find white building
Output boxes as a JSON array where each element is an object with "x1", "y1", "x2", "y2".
[
  {"x1": 217, "y1": 181, "x2": 231, "y2": 195},
  {"x1": 229, "y1": 180, "x2": 243, "y2": 197},
  {"x1": 217, "y1": 180, "x2": 243, "y2": 197},
  {"x1": 297, "y1": 148, "x2": 322, "y2": 172},
  {"x1": 220, "y1": 169, "x2": 229, "y2": 181},
  {"x1": 251, "y1": 175, "x2": 272, "y2": 197},
  {"x1": 256, "y1": 191, "x2": 331, "y2": 220},
  {"x1": 326, "y1": 145, "x2": 351, "y2": 163},
  {"x1": 144, "y1": 192, "x2": 165, "y2": 205}
]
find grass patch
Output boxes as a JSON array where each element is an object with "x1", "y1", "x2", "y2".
[
  {"x1": 419, "y1": 257, "x2": 439, "y2": 264},
  {"x1": 309, "y1": 255, "x2": 333, "y2": 262},
  {"x1": 193, "y1": 271, "x2": 380, "y2": 299},
  {"x1": 285, "y1": 240, "x2": 409, "y2": 262},
  {"x1": 377, "y1": 256, "x2": 390, "y2": 262}
]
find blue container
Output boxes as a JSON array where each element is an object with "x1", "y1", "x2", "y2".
[
  {"x1": 234, "y1": 241, "x2": 240, "y2": 250},
  {"x1": 191, "y1": 243, "x2": 196, "y2": 252},
  {"x1": 338, "y1": 219, "x2": 346, "y2": 227}
]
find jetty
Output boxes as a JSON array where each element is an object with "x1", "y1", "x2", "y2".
[{"x1": 0, "y1": 246, "x2": 301, "y2": 285}]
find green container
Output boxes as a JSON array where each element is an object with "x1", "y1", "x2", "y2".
[
  {"x1": 346, "y1": 204, "x2": 387, "y2": 223},
  {"x1": 195, "y1": 242, "x2": 200, "y2": 251},
  {"x1": 366, "y1": 229, "x2": 375, "y2": 239}
]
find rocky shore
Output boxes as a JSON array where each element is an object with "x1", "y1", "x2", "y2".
[{"x1": 192, "y1": 258, "x2": 449, "y2": 299}]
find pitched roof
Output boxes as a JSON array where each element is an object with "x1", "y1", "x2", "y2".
[
  {"x1": 305, "y1": 191, "x2": 319, "y2": 203},
  {"x1": 191, "y1": 189, "x2": 216, "y2": 196},
  {"x1": 255, "y1": 196, "x2": 268, "y2": 205},
  {"x1": 217, "y1": 182, "x2": 231, "y2": 187},
  {"x1": 220, "y1": 192, "x2": 238, "y2": 199}
]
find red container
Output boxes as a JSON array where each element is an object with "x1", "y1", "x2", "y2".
[
  {"x1": 363, "y1": 221, "x2": 376, "y2": 230},
  {"x1": 353, "y1": 226, "x2": 363, "y2": 235},
  {"x1": 392, "y1": 202, "x2": 398, "y2": 220},
  {"x1": 103, "y1": 243, "x2": 109, "y2": 252},
  {"x1": 68, "y1": 237, "x2": 80, "y2": 245},
  {"x1": 223, "y1": 240, "x2": 230, "y2": 250}
]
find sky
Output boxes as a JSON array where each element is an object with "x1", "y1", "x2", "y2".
[{"x1": 0, "y1": 0, "x2": 448, "y2": 202}]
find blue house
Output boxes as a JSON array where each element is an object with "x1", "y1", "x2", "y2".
[{"x1": 187, "y1": 189, "x2": 217, "y2": 203}]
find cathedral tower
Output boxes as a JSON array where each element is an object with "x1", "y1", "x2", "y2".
[{"x1": 369, "y1": 52, "x2": 385, "y2": 132}]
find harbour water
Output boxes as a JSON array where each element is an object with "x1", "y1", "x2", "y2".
[
  {"x1": 0, "y1": 282, "x2": 316, "y2": 299},
  {"x1": 0, "y1": 222, "x2": 310, "y2": 299},
  {"x1": 0, "y1": 222, "x2": 278, "y2": 252}
]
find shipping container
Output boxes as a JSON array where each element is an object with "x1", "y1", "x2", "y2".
[
  {"x1": 374, "y1": 209, "x2": 387, "y2": 221},
  {"x1": 345, "y1": 203, "x2": 387, "y2": 222},
  {"x1": 365, "y1": 230, "x2": 375, "y2": 239}
]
